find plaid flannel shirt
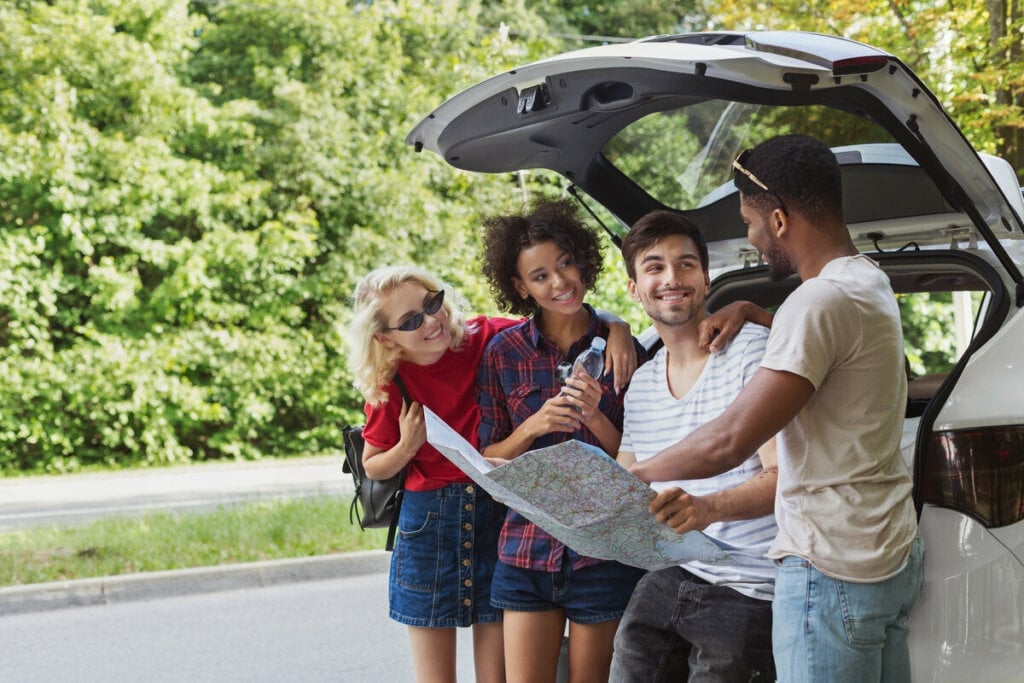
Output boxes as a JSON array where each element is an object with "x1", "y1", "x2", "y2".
[{"x1": 477, "y1": 306, "x2": 640, "y2": 572}]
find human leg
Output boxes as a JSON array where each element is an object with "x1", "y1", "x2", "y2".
[
  {"x1": 503, "y1": 608, "x2": 566, "y2": 683},
  {"x1": 391, "y1": 486, "x2": 505, "y2": 681},
  {"x1": 675, "y1": 578, "x2": 774, "y2": 683},
  {"x1": 555, "y1": 560, "x2": 645, "y2": 682},
  {"x1": 567, "y1": 619, "x2": 619, "y2": 683},
  {"x1": 408, "y1": 626, "x2": 457, "y2": 683},
  {"x1": 611, "y1": 568, "x2": 691, "y2": 682},
  {"x1": 773, "y1": 537, "x2": 925, "y2": 683},
  {"x1": 472, "y1": 621, "x2": 506, "y2": 683},
  {"x1": 490, "y1": 560, "x2": 566, "y2": 683},
  {"x1": 612, "y1": 566, "x2": 773, "y2": 683},
  {"x1": 879, "y1": 536, "x2": 924, "y2": 682}
]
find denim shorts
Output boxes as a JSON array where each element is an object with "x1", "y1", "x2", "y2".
[
  {"x1": 389, "y1": 483, "x2": 506, "y2": 628},
  {"x1": 490, "y1": 556, "x2": 645, "y2": 624}
]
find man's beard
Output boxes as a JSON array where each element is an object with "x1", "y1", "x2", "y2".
[{"x1": 764, "y1": 240, "x2": 795, "y2": 281}]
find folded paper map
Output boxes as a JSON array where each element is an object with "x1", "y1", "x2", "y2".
[{"x1": 424, "y1": 407, "x2": 729, "y2": 571}]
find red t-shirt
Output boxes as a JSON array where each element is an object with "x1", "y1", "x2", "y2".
[{"x1": 361, "y1": 315, "x2": 519, "y2": 491}]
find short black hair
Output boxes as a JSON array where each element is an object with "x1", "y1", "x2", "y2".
[
  {"x1": 622, "y1": 210, "x2": 708, "y2": 280},
  {"x1": 733, "y1": 133, "x2": 843, "y2": 225},
  {"x1": 480, "y1": 197, "x2": 604, "y2": 316}
]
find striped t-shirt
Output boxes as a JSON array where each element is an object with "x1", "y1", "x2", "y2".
[{"x1": 621, "y1": 322, "x2": 778, "y2": 600}]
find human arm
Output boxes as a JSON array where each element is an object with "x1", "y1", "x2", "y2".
[
  {"x1": 481, "y1": 395, "x2": 584, "y2": 461},
  {"x1": 362, "y1": 399, "x2": 426, "y2": 480},
  {"x1": 616, "y1": 450, "x2": 637, "y2": 468},
  {"x1": 594, "y1": 309, "x2": 638, "y2": 393},
  {"x1": 478, "y1": 342, "x2": 581, "y2": 461},
  {"x1": 648, "y1": 435, "x2": 778, "y2": 534},
  {"x1": 630, "y1": 367, "x2": 812, "y2": 483},
  {"x1": 699, "y1": 301, "x2": 775, "y2": 353}
]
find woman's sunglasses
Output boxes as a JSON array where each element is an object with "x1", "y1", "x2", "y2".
[{"x1": 382, "y1": 289, "x2": 445, "y2": 332}]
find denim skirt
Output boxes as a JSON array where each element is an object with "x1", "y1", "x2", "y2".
[{"x1": 389, "y1": 483, "x2": 505, "y2": 628}]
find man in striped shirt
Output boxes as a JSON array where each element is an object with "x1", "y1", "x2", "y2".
[{"x1": 610, "y1": 211, "x2": 778, "y2": 683}]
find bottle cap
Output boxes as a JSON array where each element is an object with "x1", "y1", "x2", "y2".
[{"x1": 591, "y1": 337, "x2": 606, "y2": 351}]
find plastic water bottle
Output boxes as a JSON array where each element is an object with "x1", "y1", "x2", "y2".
[{"x1": 572, "y1": 337, "x2": 605, "y2": 380}]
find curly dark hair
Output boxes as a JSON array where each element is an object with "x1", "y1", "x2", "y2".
[
  {"x1": 480, "y1": 197, "x2": 605, "y2": 316},
  {"x1": 733, "y1": 133, "x2": 843, "y2": 227}
]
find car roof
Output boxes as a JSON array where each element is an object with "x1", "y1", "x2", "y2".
[{"x1": 408, "y1": 31, "x2": 1024, "y2": 277}]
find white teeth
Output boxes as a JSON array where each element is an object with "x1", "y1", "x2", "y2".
[
  {"x1": 424, "y1": 327, "x2": 442, "y2": 340},
  {"x1": 554, "y1": 290, "x2": 573, "y2": 302}
]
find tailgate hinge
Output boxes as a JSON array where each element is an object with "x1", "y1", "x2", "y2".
[{"x1": 941, "y1": 227, "x2": 977, "y2": 250}]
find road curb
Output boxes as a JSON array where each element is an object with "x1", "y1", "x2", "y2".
[{"x1": 0, "y1": 550, "x2": 390, "y2": 617}]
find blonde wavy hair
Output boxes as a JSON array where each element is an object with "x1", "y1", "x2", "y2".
[{"x1": 347, "y1": 265, "x2": 469, "y2": 406}]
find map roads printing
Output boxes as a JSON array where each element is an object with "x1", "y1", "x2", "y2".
[{"x1": 423, "y1": 408, "x2": 729, "y2": 571}]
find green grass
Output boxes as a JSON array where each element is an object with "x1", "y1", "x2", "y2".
[{"x1": 0, "y1": 496, "x2": 388, "y2": 587}]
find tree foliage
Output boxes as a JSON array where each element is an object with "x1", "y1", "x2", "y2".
[
  {"x1": 698, "y1": 0, "x2": 1024, "y2": 174},
  {"x1": 0, "y1": 0, "x2": 1001, "y2": 472},
  {"x1": 522, "y1": 0, "x2": 698, "y2": 39},
  {"x1": 0, "y1": 0, "x2": 535, "y2": 472}
]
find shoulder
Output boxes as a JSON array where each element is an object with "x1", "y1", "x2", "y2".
[
  {"x1": 735, "y1": 320, "x2": 770, "y2": 344},
  {"x1": 714, "y1": 321, "x2": 769, "y2": 357},
  {"x1": 787, "y1": 276, "x2": 849, "y2": 306},
  {"x1": 469, "y1": 316, "x2": 522, "y2": 346},
  {"x1": 482, "y1": 319, "x2": 532, "y2": 357},
  {"x1": 796, "y1": 256, "x2": 885, "y2": 304},
  {"x1": 774, "y1": 278, "x2": 854, "y2": 334},
  {"x1": 628, "y1": 347, "x2": 665, "y2": 386},
  {"x1": 467, "y1": 315, "x2": 520, "y2": 342}
]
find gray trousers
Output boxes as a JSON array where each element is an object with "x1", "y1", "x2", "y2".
[{"x1": 610, "y1": 566, "x2": 774, "y2": 682}]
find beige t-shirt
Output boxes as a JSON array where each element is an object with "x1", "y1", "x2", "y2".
[{"x1": 762, "y1": 255, "x2": 917, "y2": 582}]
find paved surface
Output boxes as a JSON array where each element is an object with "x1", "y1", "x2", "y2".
[
  {"x1": 1, "y1": 569, "x2": 477, "y2": 682},
  {"x1": 0, "y1": 456, "x2": 371, "y2": 616},
  {"x1": 0, "y1": 455, "x2": 351, "y2": 530}
]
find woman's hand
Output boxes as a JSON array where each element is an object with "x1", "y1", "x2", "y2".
[
  {"x1": 562, "y1": 371, "x2": 605, "y2": 427},
  {"x1": 604, "y1": 322, "x2": 638, "y2": 394},
  {"x1": 525, "y1": 393, "x2": 581, "y2": 436},
  {"x1": 397, "y1": 400, "x2": 427, "y2": 456}
]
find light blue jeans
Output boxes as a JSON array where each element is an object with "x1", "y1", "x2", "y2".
[{"x1": 773, "y1": 536, "x2": 923, "y2": 682}]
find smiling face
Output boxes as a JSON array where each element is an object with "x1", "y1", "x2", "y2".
[
  {"x1": 741, "y1": 195, "x2": 795, "y2": 282},
  {"x1": 374, "y1": 280, "x2": 451, "y2": 365},
  {"x1": 513, "y1": 240, "x2": 587, "y2": 320},
  {"x1": 629, "y1": 234, "x2": 710, "y2": 328}
]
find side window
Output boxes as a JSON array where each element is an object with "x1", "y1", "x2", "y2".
[{"x1": 898, "y1": 290, "x2": 984, "y2": 378}]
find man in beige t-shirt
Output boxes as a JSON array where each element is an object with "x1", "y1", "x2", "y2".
[{"x1": 632, "y1": 133, "x2": 922, "y2": 683}]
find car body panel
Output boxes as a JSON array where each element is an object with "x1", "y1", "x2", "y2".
[
  {"x1": 911, "y1": 507, "x2": 1024, "y2": 681},
  {"x1": 933, "y1": 302, "x2": 1024, "y2": 430}
]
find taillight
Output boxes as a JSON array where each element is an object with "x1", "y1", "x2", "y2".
[{"x1": 919, "y1": 426, "x2": 1024, "y2": 527}]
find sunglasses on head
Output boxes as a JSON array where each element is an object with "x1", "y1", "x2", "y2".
[
  {"x1": 383, "y1": 289, "x2": 445, "y2": 332},
  {"x1": 733, "y1": 150, "x2": 789, "y2": 216}
]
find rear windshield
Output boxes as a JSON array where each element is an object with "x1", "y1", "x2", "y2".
[{"x1": 602, "y1": 101, "x2": 901, "y2": 212}]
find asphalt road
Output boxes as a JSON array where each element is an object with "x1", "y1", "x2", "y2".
[
  {"x1": 0, "y1": 455, "x2": 351, "y2": 531},
  {"x1": 0, "y1": 571, "x2": 476, "y2": 682}
]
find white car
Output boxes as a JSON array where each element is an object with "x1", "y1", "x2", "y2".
[{"x1": 408, "y1": 31, "x2": 1024, "y2": 681}]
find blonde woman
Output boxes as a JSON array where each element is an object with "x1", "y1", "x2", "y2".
[{"x1": 347, "y1": 265, "x2": 636, "y2": 683}]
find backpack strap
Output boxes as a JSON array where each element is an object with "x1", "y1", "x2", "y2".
[{"x1": 385, "y1": 373, "x2": 412, "y2": 552}]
